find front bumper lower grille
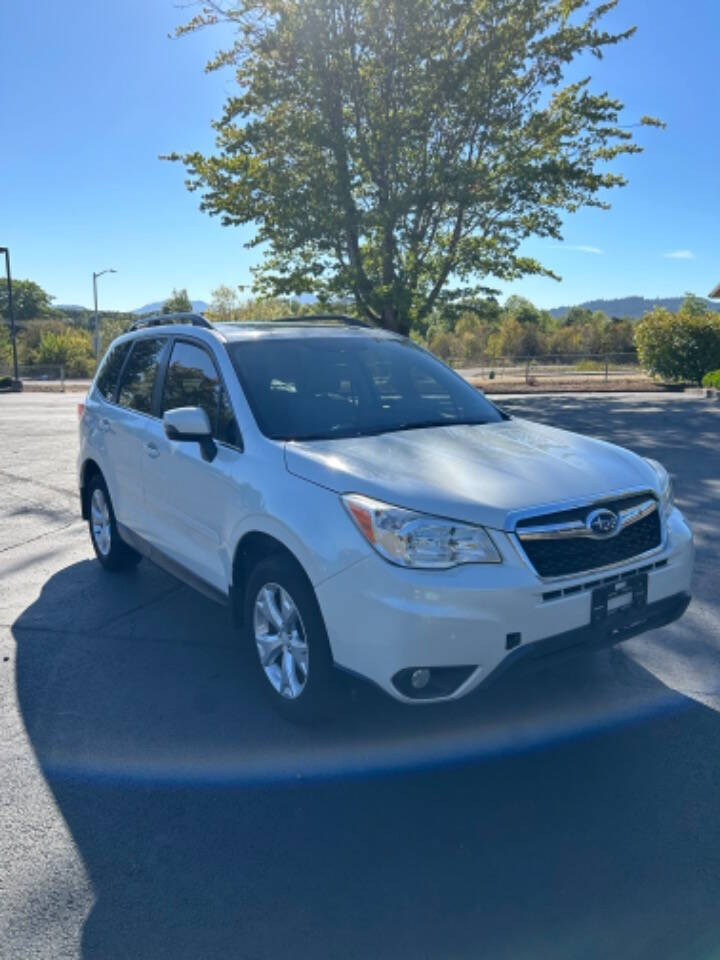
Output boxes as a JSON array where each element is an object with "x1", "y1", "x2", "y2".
[{"x1": 516, "y1": 494, "x2": 663, "y2": 578}]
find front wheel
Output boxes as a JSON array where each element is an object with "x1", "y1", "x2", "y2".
[{"x1": 244, "y1": 555, "x2": 336, "y2": 721}]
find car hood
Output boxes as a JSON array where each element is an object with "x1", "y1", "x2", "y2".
[{"x1": 284, "y1": 418, "x2": 660, "y2": 530}]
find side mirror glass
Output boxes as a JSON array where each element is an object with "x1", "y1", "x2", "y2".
[{"x1": 163, "y1": 407, "x2": 217, "y2": 462}]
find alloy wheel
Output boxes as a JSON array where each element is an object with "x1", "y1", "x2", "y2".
[
  {"x1": 253, "y1": 583, "x2": 309, "y2": 699},
  {"x1": 90, "y1": 487, "x2": 112, "y2": 557}
]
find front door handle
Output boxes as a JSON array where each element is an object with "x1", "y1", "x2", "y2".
[{"x1": 144, "y1": 441, "x2": 160, "y2": 459}]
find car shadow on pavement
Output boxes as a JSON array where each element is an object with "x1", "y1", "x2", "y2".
[{"x1": 12, "y1": 554, "x2": 720, "y2": 960}]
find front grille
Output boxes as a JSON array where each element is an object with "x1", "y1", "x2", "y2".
[{"x1": 516, "y1": 496, "x2": 662, "y2": 578}]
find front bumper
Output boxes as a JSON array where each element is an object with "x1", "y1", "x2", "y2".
[
  {"x1": 316, "y1": 507, "x2": 694, "y2": 703},
  {"x1": 475, "y1": 589, "x2": 690, "y2": 689}
]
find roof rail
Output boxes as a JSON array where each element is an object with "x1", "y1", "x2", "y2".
[
  {"x1": 265, "y1": 313, "x2": 373, "y2": 328},
  {"x1": 128, "y1": 312, "x2": 214, "y2": 332}
]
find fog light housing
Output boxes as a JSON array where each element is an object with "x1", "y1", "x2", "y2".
[
  {"x1": 392, "y1": 665, "x2": 476, "y2": 699},
  {"x1": 411, "y1": 668, "x2": 431, "y2": 690}
]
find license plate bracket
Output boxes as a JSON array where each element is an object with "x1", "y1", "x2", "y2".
[{"x1": 591, "y1": 573, "x2": 648, "y2": 625}]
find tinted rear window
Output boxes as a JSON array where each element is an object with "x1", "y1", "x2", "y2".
[
  {"x1": 117, "y1": 338, "x2": 166, "y2": 415},
  {"x1": 227, "y1": 335, "x2": 503, "y2": 441},
  {"x1": 95, "y1": 340, "x2": 132, "y2": 403}
]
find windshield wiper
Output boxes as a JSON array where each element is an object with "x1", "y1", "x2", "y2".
[
  {"x1": 380, "y1": 418, "x2": 490, "y2": 434},
  {"x1": 281, "y1": 419, "x2": 491, "y2": 442}
]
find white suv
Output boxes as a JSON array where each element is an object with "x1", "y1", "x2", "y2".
[{"x1": 78, "y1": 313, "x2": 693, "y2": 718}]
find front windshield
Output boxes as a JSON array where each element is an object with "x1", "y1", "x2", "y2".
[{"x1": 228, "y1": 334, "x2": 505, "y2": 441}]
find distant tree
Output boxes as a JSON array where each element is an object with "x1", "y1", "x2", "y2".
[
  {"x1": 0, "y1": 279, "x2": 54, "y2": 322},
  {"x1": 635, "y1": 305, "x2": 720, "y2": 385},
  {"x1": 488, "y1": 315, "x2": 546, "y2": 359},
  {"x1": 417, "y1": 296, "x2": 501, "y2": 337},
  {"x1": 547, "y1": 322, "x2": 582, "y2": 355},
  {"x1": 427, "y1": 329, "x2": 455, "y2": 361},
  {"x1": 604, "y1": 317, "x2": 636, "y2": 356},
  {"x1": 162, "y1": 288, "x2": 193, "y2": 314},
  {"x1": 206, "y1": 284, "x2": 242, "y2": 322},
  {"x1": 504, "y1": 296, "x2": 541, "y2": 326},
  {"x1": 563, "y1": 306, "x2": 595, "y2": 326},
  {"x1": 99, "y1": 315, "x2": 132, "y2": 356},
  {"x1": 227, "y1": 296, "x2": 330, "y2": 323},
  {"x1": 170, "y1": 0, "x2": 661, "y2": 334},
  {"x1": 678, "y1": 293, "x2": 709, "y2": 318}
]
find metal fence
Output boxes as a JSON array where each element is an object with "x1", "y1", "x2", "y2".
[
  {"x1": 453, "y1": 353, "x2": 645, "y2": 385},
  {"x1": 0, "y1": 363, "x2": 68, "y2": 390},
  {"x1": 2, "y1": 352, "x2": 647, "y2": 393}
]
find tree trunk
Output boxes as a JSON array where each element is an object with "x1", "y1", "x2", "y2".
[{"x1": 380, "y1": 302, "x2": 411, "y2": 336}]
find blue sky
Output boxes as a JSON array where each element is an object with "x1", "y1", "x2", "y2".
[{"x1": 2, "y1": 0, "x2": 718, "y2": 312}]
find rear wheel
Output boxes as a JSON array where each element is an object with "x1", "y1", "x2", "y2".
[
  {"x1": 244, "y1": 555, "x2": 336, "y2": 721},
  {"x1": 87, "y1": 474, "x2": 141, "y2": 571}
]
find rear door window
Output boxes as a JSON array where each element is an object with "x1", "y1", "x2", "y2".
[
  {"x1": 95, "y1": 340, "x2": 132, "y2": 403},
  {"x1": 161, "y1": 340, "x2": 241, "y2": 447},
  {"x1": 117, "y1": 338, "x2": 166, "y2": 415}
]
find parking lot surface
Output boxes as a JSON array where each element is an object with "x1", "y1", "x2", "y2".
[{"x1": 1, "y1": 391, "x2": 719, "y2": 959}]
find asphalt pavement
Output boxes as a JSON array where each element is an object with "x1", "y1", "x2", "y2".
[{"x1": 1, "y1": 391, "x2": 719, "y2": 960}]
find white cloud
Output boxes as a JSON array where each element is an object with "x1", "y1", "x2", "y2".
[
  {"x1": 663, "y1": 249, "x2": 696, "y2": 260},
  {"x1": 554, "y1": 244, "x2": 604, "y2": 255}
]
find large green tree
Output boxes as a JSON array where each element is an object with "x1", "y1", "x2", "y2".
[
  {"x1": 635, "y1": 299, "x2": 720, "y2": 386},
  {"x1": 170, "y1": 0, "x2": 660, "y2": 334},
  {"x1": 0, "y1": 278, "x2": 54, "y2": 322}
]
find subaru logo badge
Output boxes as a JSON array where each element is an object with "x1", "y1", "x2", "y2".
[{"x1": 586, "y1": 508, "x2": 619, "y2": 538}]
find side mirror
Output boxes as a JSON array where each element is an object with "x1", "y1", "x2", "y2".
[{"x1": 163, "y1": 406, "x2": 217, "y2": 462}]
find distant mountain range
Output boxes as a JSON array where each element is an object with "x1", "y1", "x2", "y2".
[
  {"x1": 55, "y1": 300, "x2": 211, "y2": 315},
  {"x1": 548, "y1": 296, "x2": 720, "y2": 320},
  {"x1": 132, "y1": 299, "x2": 210, "y2": 316}
]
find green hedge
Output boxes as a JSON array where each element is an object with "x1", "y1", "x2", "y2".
[{"x1": 701, "y1": 369, "x2": 720, "y2": 388}]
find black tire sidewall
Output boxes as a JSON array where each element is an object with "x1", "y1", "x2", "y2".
[{"x1": 244, "y1": 555, "x2": 335, "y2": 720}]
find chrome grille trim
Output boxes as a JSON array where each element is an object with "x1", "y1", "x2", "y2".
[
  {"x1": 517, "y1": 498, "x2": 657, "y2": 542},
  {"x1": 503, "y1": 485, "x2": 659, "y2": 531},
  {"x1": 509, "y1": 488, "x2": 666, "y2": 581}
]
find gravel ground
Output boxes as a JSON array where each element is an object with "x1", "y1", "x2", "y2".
[{"x1": 1, "y1": 391, "x2": 719, "y2": 960}]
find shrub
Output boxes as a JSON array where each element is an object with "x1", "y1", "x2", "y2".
[
  {"x1": 34, "y1": 327, "x2": 95, "y2": 377},
  {"x1": 702, "y1": 369, "x2": 720, "y2": 389},
  {"x1": 635, "y1": 306, "x2": 720, "y2": 385}
]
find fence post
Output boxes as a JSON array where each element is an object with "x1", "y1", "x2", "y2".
[
  {"x1": 60, "y1": 365, "x2": 65, "y2": 393},
  {"x1": 605, "y1": 355, "x2": 609, "y2": 383},
  {"x1": 525, "y1": 358, "x2": 530, "y2": 384}
]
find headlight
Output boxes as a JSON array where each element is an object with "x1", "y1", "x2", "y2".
[
  {"x1": 342, "y1": 493, "x2": 502, "y2": 568},
  {"x1": 645, "y1": 458, "x2": 674, "y2": 517}
]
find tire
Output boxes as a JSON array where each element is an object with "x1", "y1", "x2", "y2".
[
  {"x1": 244, "y1": 554, "x2": 336, "y2": 722},
  {"x1": 87, "y1": 474, "x2": 141, "y2": 572}
]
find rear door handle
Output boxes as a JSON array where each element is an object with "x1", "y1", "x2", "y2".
[{"x1": 144, "y1": 442, "x2": 160, "y2": 459}]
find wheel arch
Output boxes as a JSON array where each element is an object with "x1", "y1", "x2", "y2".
[
  {"x1": 80, "y1": 458, "x2": 104, "y2": 520},
  {"x1": 231, "y1": 531, "x2": 316, "y2": 627}
]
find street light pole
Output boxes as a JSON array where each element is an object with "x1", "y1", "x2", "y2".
[
  {"x1": 92, "y1": 268, "x2": 117, "y2": 362},
  {"x1": 0, "y1": 246, "x2": 20, "y2": 386}
]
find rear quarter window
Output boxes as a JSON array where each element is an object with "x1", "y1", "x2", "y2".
[
  {"x1": 117, "y1": 338, "x2": 166, "y2": 415},
  {"x1": 94, "y1": 340, "x2": 132, "y2": 403}
]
